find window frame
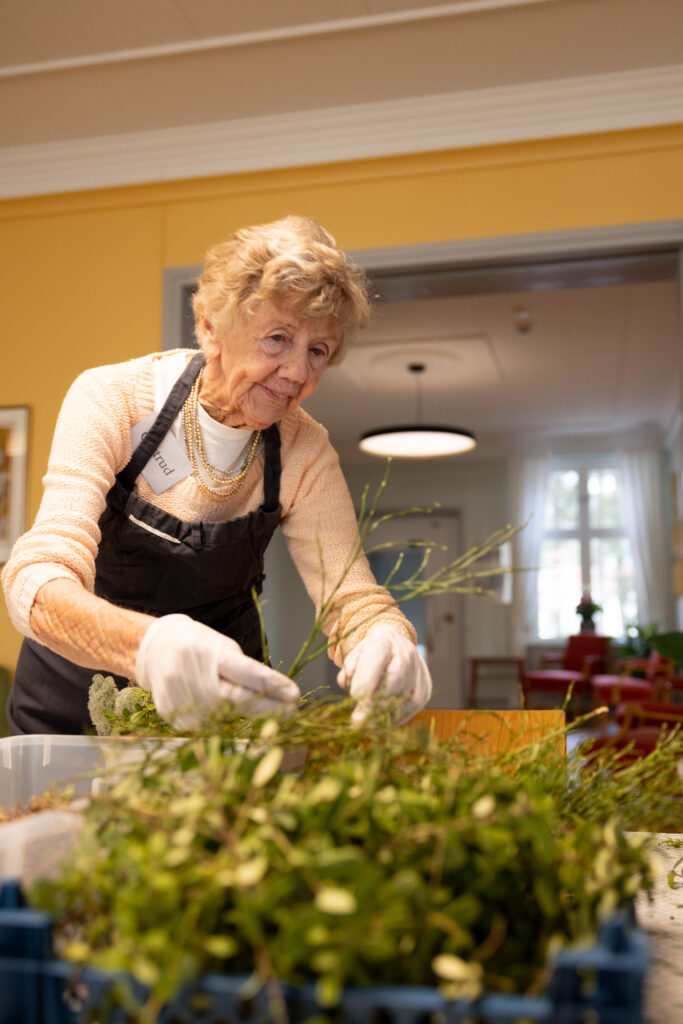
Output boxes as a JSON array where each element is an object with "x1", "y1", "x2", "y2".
[{"x1": 538, "y1": 454, "x2": 634, "y2": 639}]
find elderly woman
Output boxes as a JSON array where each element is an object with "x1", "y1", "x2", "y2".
[{"x1": 2, "y1": 216, "x2": 431, "y2": 735}]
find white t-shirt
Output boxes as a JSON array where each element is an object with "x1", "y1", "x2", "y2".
[{"x1": 154, "y1": 351, "x2": 255, "y2": 482}]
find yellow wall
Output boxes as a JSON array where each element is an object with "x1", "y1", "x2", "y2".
[{"x1": 1, "y1": 123, "x2": 683, "y2": 671}]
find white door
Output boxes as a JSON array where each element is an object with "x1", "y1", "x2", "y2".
[{"x1": 366, "y1": 512, "x2": 464, "y2": 708}]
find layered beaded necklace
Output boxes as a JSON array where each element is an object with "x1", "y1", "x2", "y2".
[{"x1": 183, "y1": 367, "x2": 262, "y2": 501}]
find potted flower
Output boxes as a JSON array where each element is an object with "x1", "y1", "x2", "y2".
[{"x1": 575, "y1": 592, "x2": 602, "y2": 632}]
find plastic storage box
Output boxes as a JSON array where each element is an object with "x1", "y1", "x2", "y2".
[
  {"x1": 0, "y1": 735, "x2": 305, "y2": 885},
  {"x1": 0, "y1": 734, "x2": 118, "y2": 810},
  {"x1": 0, "y1": 879, "x2": 649, "y2": 1024},
  {"x1": 0, "y1": 735, "x2": 157, "y2": 886}
]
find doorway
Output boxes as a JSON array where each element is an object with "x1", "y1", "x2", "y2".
[{"x1": 366, "y1": 511, "x2": 464, "y2": 708}]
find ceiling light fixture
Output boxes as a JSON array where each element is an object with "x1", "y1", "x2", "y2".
[{"x1": 358, "y1": 362, "x2": 477, "y2": 459}]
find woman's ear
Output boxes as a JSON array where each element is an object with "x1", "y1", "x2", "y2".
[{"x1": 200, "y1": 317, "x2": 220, "y2": 358}]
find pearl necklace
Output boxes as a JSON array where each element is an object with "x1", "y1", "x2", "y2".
[{"x1": 183, "y1": 368, "x2": 262, "y2": 501}]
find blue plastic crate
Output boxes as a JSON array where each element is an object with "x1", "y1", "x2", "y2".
[{"x1": 0, "y1": 879, "x2": 648, "y2": 1024}]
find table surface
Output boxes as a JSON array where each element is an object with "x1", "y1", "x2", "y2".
[{"x1": 635, "y1": 834, "x2": 683, "y2": 1023}]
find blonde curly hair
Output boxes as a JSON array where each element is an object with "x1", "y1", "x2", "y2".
[{"x1": 192, "y1": 216, "x2": 372, "y2": 364}]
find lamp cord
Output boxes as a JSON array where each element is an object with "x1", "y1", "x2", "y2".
[{"x1": 409, "y1": 362, "x2": 426, "y2": 424}]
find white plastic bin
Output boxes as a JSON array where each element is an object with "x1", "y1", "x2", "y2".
[
  {"x1": 0, "y1": 734, "x2": 112, "y2": 811},
  {"x1": 0, "y1": 808, "x2": 86, "y2": 885},
  {"x1": 0, "y1": 734, "x2": 166, "y2": 886}
]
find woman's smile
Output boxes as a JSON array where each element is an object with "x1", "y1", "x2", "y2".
[{"x1": 260, "y1": 382, "x2": 298, "y2": 403}]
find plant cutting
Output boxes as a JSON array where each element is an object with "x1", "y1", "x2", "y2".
[
  {"x1": 277, "y1": 464, "x2": 523, "y2": 683},
  {"x1": 88, "y1": 463, "x2": 522, "y2": 735},
  {"x1": 26, "y1": 698, "x2": 683, "y2": 1024},
  {"x1": 16, "y1": 472, "x2": 682, "y2": 1022}
]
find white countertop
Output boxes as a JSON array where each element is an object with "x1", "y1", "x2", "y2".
[{"x1": 635, "y1": 835, "x2": 683, "y2": 1023}]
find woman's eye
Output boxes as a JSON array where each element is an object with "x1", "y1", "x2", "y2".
[
  {"x1": 310, "y1": 345, "x2": 329, "y2": 361},
  {"x1": 263, "y1": 333, "x2": 288, "y2": 352}
]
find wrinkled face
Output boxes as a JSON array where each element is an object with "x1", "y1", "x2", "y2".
[{"x1": 199, "y1": 300, "x2": 341, "y2": 430}]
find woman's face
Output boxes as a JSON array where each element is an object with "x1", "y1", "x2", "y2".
[{"x1": 199, "y1": 300, "x2": 341, "y2": 430}]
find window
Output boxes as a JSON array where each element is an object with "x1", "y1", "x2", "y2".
[{"x1": 537, "y1": 461, "x2": 637, "y2": 640}]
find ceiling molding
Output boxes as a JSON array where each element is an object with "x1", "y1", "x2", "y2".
[
  {"x1": 349, "y1": 221, "x2": 683, "y2": 270},
  {"x1": 0, "y1": 0, "x2": 556, "y2": 79},
  {"x1": 1, "y1": 62, "x2": 682, "y2": 200}
]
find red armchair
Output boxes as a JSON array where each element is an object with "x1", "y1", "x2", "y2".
[
  {"x1": 522, "y1": 634, "x2": 609, "y2": 712},
  {"x1": 590, "y1": 649, "x2": 674, "y2": 707}
]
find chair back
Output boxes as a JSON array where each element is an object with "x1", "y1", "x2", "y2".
[
  {"x1": 563, "y1": 634, "x2": 609, "y2": 673},
  {"x1": 644, "y1": 649, "x2": 674, "y2": 683}
]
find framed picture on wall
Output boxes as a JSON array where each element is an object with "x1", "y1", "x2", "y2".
[{"x1": 0, "y1": 406, "x2": 29, "y2": 563}]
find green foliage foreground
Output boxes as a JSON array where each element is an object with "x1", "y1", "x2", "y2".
[{"x1": 31, "y1": 699, "x2": 683, "y2": 1023}]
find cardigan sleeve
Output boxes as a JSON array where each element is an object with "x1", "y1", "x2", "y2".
[
  {"x1": 1, "y1": 361, "x2": 144, "y2": 639},
  {"x1": 278, "y1": 413, "x2": 416, "y2": 666}
]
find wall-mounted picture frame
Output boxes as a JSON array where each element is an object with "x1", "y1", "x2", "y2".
[{"x1": 0, "y1": 406, "x2": 29, "y2": 563}]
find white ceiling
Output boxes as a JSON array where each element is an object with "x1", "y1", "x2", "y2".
[
  {"x1": 308, "y1": 271, "x2": 682, "y2": 462},
  {"x1": 2, "y1": 0, "x2": 682, "y2": 145},
  {"x1": 2, "y1": 0, "x2": 683, "y2": 462}
]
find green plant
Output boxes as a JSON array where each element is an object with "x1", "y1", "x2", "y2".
[
  {"x1": 30, "y1": 700, "x2": 682, "y2": 1023},
  {"x1": 649, "y1": 630, "x2": 683, "y2": 670},
  {"x1": 52, "y1": 471, "x2": 676, "y2": 1021},
  {"x1": 278, "y1": 462, "x2": 521, "y2": 681},
  {"x1": 622, "y1": 622, "x2": 661, "y2": 659},
  {"x1": 89, "y1": 464, "x2": 521, "y2": 737},
  {"x1": 88, "y1": 673, "x2": 170, "y2": 736},
  {"x1": 575, "y1": 596, "x2": 602, "y2": 617}
]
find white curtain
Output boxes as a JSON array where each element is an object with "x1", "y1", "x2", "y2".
[
  {"x1": 509, "y1": 454, "x2": 550, "y2": 656},
  {"x1": 618, "y1": 449, "x2": 669, "y2": 630}
]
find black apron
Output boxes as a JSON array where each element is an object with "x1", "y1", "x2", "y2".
[{"x1": 8, "y1": 352, "x2": 282, "y2": 735}]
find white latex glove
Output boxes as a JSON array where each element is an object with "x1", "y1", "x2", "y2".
[
  {"x1": 337, "y1": 623, "x2": 432, "y2": 726},
  {"x1": 135, "y1": 613, "x2": 300, "y2": 729}
]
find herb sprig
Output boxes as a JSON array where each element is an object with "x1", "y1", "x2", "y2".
[{"x1": 30, "y1": 701, "x2": 683, "y2": 1023}]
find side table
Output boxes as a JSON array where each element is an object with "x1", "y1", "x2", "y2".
[{"x1": 468, "y1": 656, "x2": 525, "y2": 708}]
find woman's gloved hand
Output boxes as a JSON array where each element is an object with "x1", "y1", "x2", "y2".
[
  {"x1": 135, "y1": 613, "x2": 300, "y2": 728},
  {"x1": 337, "y1": 623, "x2": 432, "y2": 726}
]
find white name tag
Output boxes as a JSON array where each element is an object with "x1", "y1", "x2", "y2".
[{"x1": 130, "y1": 414, "x2": 192, "y2": 494}]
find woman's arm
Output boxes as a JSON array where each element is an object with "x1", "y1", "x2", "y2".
[
  {"x1": 278, "y1": 414, "x2": 416, "y2": 664},
  {"x1": 31, "y1": 577, "x2": 300, "y2": 726},
  {"x1": 30, "y1": 578, "x2": 153, "y2": 678},
  {"x1": 5, "y1": 356, "x2": 299, "y2": 725},
  {"x1": 2, "y1": 361, "x2": 146, "y2": 642},
  {"x1": 279, "y1": 414, "x2": 430, "y2": 724}
]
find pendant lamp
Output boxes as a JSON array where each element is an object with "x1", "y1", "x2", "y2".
[{"x1": 359, "y1": 362, "x2": 476, "y2": 459}]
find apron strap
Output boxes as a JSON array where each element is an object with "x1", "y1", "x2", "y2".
[
  {"x1": 118, "y1": 351, "x2": 205, "y2": 490},
  {"x1": 262, "y1": 424, "x2": 281, "y2": 512}
]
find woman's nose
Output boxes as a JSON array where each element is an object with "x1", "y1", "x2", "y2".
[{"x1": 280, "y1": 344, "x2": 309, "y2": 383}]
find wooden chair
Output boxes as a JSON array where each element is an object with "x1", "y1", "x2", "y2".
[
  {"x1": 663, "y1": 671, "x2": 683, "y2": 704},
  {"x1": 522, "y1": 634, "x2": 609, "y2": 713}
]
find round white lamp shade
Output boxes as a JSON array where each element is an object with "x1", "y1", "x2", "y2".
[{"x1": 359, "y1": 425, "x2": 477, "y2": 459}]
